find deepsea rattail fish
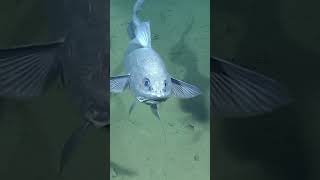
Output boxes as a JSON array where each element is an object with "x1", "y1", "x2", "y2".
[
  {"x1": 110, "y1": 0, "x2": 202, "y2": 119},
  {"x1": 0, "y1": 0, "x2": 109, "y2": 173}
]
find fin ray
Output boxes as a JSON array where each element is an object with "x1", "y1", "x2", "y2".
[
  {"x1": 110, "y1": 75, "x2": 130, "y2": 93},
  {"x1": 211, "y1": 56, "x2": 292, "y2": 118},
  {"x1": 0, "y1": 40, "x2": 63, "y2": 97},
  {"x1": 171, "y1": 78, "x2": 202, "y2": 99},
  {"x1": 20, "y1": 56, "x2": 51, "y2": 96}
]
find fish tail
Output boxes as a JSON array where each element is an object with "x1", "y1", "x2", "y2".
[
  {"x1": 133, "y1": 0, "x2": 144, "y2": 27},
  {"x1": 127, "y1": 0, "x2": 151, "y2": 48},
  {"x1": 127, "y1": 0, "x2": 144, "y2": 38}
]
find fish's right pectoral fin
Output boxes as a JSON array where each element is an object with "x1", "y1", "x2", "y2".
[
  {"x1": 0, "y1": 39, "x2": 64, "y2": 98},
  {"x1": 110, "y1": 74, "x2": 130, "y2": 93},
  {"x1": 170, "y1": 77, "x2": 202, "y2": 99}
]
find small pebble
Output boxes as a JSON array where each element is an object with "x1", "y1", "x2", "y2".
[
  {"x1": 111, "y1": 167, "x2": 117, "y2": 178},
  {"x1": 194, "y1": 153, "x2": 200, "y2": 161}
]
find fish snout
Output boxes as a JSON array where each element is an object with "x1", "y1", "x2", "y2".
[
  {"x1": 152, "y1": 91, "x2": 169, "y2": 101},
  {"x1": 153, "y1": 89, "x2": 168, "y2": 97}
]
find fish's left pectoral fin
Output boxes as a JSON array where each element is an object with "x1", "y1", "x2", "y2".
[
  {"x1": 110, "y1": 74, "x2": 130, "y2": 93},
  {"x1": 0, "y1": 39, "x2": 64, "y2": 98},
  {"x1": 170, "y1": 77, "x2": 202, "y2": 99},
  {"x1": 150, "y1": 104, "x2": 160, "y2": 120}
]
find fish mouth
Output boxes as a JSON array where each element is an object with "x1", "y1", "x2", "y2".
[
  {"x1": 145, "y1": 100, "x2": 160, "y2": 105},
  {"x1": 137, "y1": 96, "x2": 167, "y2": 105}
]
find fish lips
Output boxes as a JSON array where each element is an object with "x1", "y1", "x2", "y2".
[{"x1": 143, "y1": 97, "x2": 168, "y2": 105}]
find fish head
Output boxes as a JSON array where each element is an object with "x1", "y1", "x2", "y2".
[{"x1": 132, "y1": 70, "x2": 172, "y2": 105}]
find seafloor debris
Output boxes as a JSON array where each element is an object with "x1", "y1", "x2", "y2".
[
  {"x1": 193, "y1": 153, "x2": 200, "y2": 161},
  {"x1": 184, "y1": 120, "x2": 201, "y2": 132},
  {"x1": 152, "y1": 32, "x2": 159, "y2": 40},
  {"x1": 111, "y1": 167, "x2": 118, "y2": 178}
]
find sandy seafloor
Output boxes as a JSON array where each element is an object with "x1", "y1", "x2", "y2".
[{"x1": 110, "y1": 0, "x2": 210, "y2": 180}]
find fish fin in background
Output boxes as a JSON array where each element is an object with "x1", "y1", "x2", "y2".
[
  {"x1": 171, "y1": 77, "x2": 202, "y2": 99},
  {"x1": 59, "y1": 121, "x2": 91, "y2": 174},
  {"x1": 150, "y1": 104, "x2": 160, "y2": 120},
  {"x1": 0, "y1": 39, "x2": 64, "y2": 98},
  {"x1": 211, "y1": 56, "x2": 292, "y2": 118},
  {"x1": 110, "y1": 75, "x2": 130, "y2": 93}
]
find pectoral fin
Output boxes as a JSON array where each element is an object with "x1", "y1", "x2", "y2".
[
  {"x1": 150, "y1": 104, "x2": 160, "y2": 120},
  {"x1": 211, "y1": 56, "x2": 292, "y2": 118},
  {"x1": 110, "y1": 75, "x2": 130, "y2": 93},
  {"x1": 171, "y1": 77, "x2": 202, "y2": 99},
  {"x1": 0, "y1": 39, "x2": 64, "y2": 98}
]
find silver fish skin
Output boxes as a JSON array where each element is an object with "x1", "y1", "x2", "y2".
[
  {"x1": 110, "y1": 0, "x2": 202, "y2": 118},
  {"x1": 125, "y1": 48, "x2": 172, "y2": 104}
]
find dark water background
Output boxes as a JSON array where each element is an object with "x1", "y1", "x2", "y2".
[
  {"x1": 0, "y1": 1, "x2": 106, "y2": 180},
  {"x1": 212, "y1": 0, "x2": 320, "y2": 179}
]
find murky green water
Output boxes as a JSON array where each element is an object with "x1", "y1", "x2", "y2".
[{"x1": 110, "y1": 0, "x2": 210, "y2": 180}]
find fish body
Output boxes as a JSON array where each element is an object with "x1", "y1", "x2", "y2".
[
  {"x1": 111, "y1": 0, "x2": 202, "y2": 118},
  {"x1": 125, "y1": 48, "x2": 171, "y2": 104},
  {"x1": 0, "y1": 0, "x2": 109, "y2": 172}
]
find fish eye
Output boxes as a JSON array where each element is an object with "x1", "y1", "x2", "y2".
[
  {"x1": 143, "y1": 78, "x2": 150, "y2": 87},
  {"x1": 164, "y1": 80, "x2": 167, "y2": 87}
]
